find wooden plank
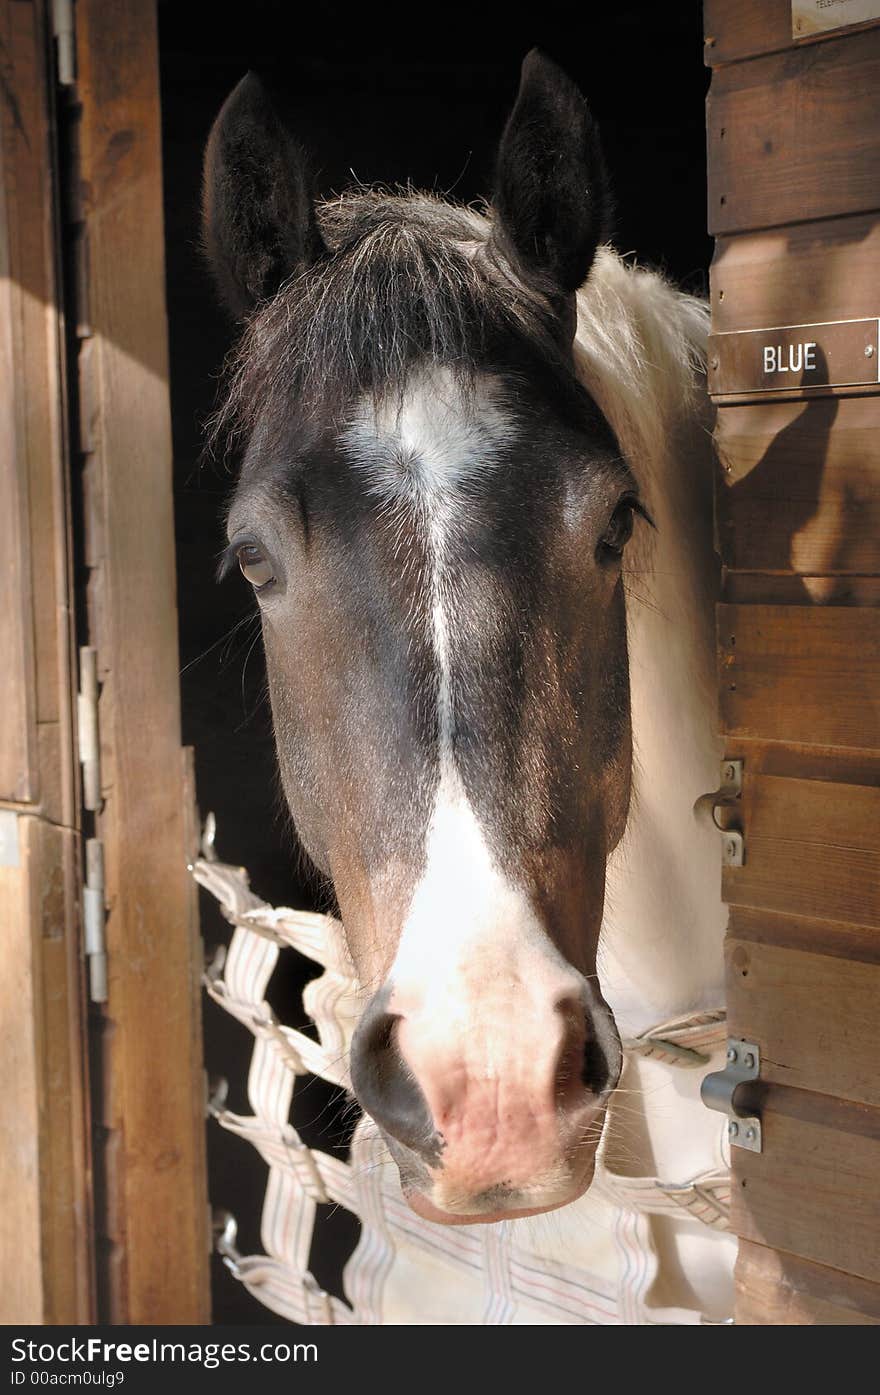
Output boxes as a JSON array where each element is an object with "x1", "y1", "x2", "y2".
[
  {"x1": 0, "y1": 816, "x2": 44, "y2": 1322},
  {"x1": 1, "y1": 0, "x2": 81, "y2": 820},
  {"x1": 719, "y1": 605, "x2": 880, "y2": 748},
  {"x1": 27, "y1": 817, "x2": 93, "y2": 1323},
  {"x1": 732, "y1": 1086, "x2": 880, "y2": 1283},
  {"x1": 723, "y1": 575, "x2": 880, "y2": 606},
  {"x1": 707, "y1": 30, "x2": 880, "y2": 234},
  {"x1": 0, "y1": 816, "x2": 92, "y2": 1323},
  {"x1": 705, "y1": 0, "x2": 880, "y2": 65},
  {"x1": 0, "y1": 289, "x2": 34, "y2": 802},
  {"x1": 723, "y1": 773, "x2": 880, "y2": 927},
  {"x1": 729, "y1": 904, "x2": 880, "y2": 963},
  {"x1": 710, "y1": 215, "x2": 880, "y2": 334},
  {"x1": 715, "y1": 396, "x2": 880, "y2": 582},
  {"x1": 704, "y1": 0, "x2": 794, "y2": 66},
  {"x1": 721, "y1": 734, "x2": 880, "y2": 786},
  {"x1": 726, "y1": 935, "x2": 880, "y2": 1107},
  {"x1": 2, "y1": 0, "x2": 81, "y2": 820},
  {"x1": 75, "y1": 0, "x2": 210, "y2": 1324},
  {"x1": 0, "y1": 0, "x2": 44, "y2": 804},
  {"x1": 735, "y1": 1240, "x2": 880, "y2": 1324}
]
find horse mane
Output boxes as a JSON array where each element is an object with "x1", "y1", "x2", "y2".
[
  {"x1": 573, "y1": 248, "x2": 712, "y2": 493},
  {"x1": 585, "y1": 249, "x2": 724, "y2": 1037}
]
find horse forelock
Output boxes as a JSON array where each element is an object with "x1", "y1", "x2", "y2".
[{"x1": 206, "y1": 190, "x2": 572, "y2": 462}]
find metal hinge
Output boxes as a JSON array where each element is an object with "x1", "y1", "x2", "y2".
[
  {"x1": 83, "y1": 837, "x2": 108, "y2": 1003},
  {"x1": 0, "y1": 811, "x2": 20, "y2": 868},
  {"x1": 694, "y1": 758, "x2": 745, "y2": 867},
  {"x1": 77, "y1": 647, "x2": 101, "y2": 811},
  {"x1": 52, "y1": 0, "x2": 75, "y2": 86},
  {"x1": 701, "y1": 1039, "x2": 762, "y2": 1152}
]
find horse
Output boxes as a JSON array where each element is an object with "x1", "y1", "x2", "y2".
[{"x1": 201, "y1": 50, "x2": 727, "y2": 1237}]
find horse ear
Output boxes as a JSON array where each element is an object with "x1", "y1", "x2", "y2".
[
  {"x1": 202, "y1": 72, "x2": 326, "y2": 318},
  {"x1": 491, "y1": 50, "x2": 611, "y2": 306}
]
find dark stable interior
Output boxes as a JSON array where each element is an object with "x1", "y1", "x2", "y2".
[{"x1": 157, "y1": 2, "x2": 711, "y2": 1322}]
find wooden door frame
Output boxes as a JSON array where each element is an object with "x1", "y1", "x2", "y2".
[{"x1": 73, "y1": 0, "x2": 210, "y2": 1323}]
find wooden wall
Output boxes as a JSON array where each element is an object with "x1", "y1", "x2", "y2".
[{"x1": 704, "y1": 0, "x2": 880, "y2": 1324}]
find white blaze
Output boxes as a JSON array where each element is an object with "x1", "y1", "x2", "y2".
[
  {"x1": 343, "y1": 370, "x2": 569, "y2": 995},
  {"x1": 343, "y1": 367, "x2": 513, "y2": 766}
]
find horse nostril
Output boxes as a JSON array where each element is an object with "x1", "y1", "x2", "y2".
[
  {"x1": 554, "y1": 1003, "x2": 590, "y2": 1105},
  {"x1": 555, "y1": 1003, "x2": 617, "y2": 1104},
  {"x1": 582, "y1": 1033, "x2": 611, "y2": 1097},
  {"x1": 349, "y1": 988, "x2": 442, "y2": 1164},
  {"x1": 362, "y1": 1006, "x2": 397, "y2": 1057}
]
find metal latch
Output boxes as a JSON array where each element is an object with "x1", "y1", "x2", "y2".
[
  {"x1": 694, "y1": 758, "x2": 744, "y2": 867},
  {"x1": 701, "y1": 1039, "x2": 762, "y2": 1152}
]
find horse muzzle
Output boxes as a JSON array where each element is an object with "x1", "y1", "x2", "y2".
[{"x1": 349, "y1": 966, "x2": 622, "y2": 1225}]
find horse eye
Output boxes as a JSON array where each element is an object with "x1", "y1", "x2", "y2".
[
  {"x1": 236, "y1": 542, "x2": 275, "y2": 591},
  {"x1": 598, "y1": 499, "x2": 636, "y2": 558}
]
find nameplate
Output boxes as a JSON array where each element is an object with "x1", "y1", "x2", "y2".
[
  {"x1": 793, "y1": 0, "x2": 880, "y2": 39},
  {"x1": 708, "y1": 318, "x2": 879, "y2": 398}
]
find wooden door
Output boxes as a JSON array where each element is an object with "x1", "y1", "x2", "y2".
[
  {"x1": 704, "y1": 0, "x2": 880, "y2": 1325},
  {"x1": 0, "y1": 0, "x2": 92, "y2": 1324},
  {"x1": 0, "y1": 0, "x2": 209, "y2": 1322}
]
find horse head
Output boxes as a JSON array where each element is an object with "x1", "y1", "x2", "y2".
[{"x1": 203, "y1": 52, "x2": 665, "y2": 1224}]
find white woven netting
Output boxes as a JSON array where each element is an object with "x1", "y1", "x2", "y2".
[{"x1": 193, "y1": 854, "x2": 735, "y2": 1326}]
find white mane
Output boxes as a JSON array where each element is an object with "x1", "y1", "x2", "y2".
[
  {"x1": 573, "y1": 250, "x2": 726, "y2": 1035},
  {"x1": 574, "y1": 246, "x2": 711, "y2": 491}
]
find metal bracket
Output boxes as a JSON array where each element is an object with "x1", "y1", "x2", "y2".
[
  {"x1": 694, "y1": 758, "x2": 745, "y2": 866},
  {"x1": 701, "y1": 1039, "x2": 762, "y2": 1152},
  {"x1": 721, "y1": 827, "x2": 744, "y2": 868}
]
